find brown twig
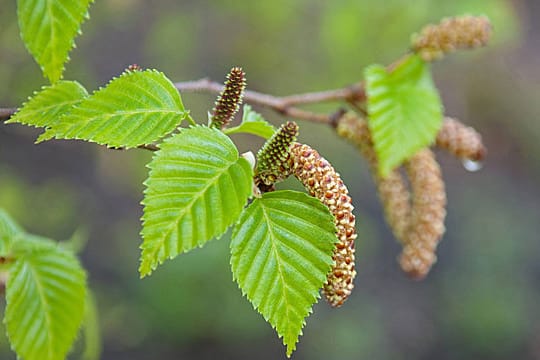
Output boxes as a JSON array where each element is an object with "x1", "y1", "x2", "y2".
[
  {"x1": 0, "y1": 80, "x2": 364, "y2": 126},
  {"x1": 0, "y1": 81, "x2": 357, "y2": 152},
  {"x1": 173, "y1": 79, "x2": 365, "y2": 124}
]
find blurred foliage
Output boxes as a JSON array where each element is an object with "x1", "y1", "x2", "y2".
[
  {"x1": 1, "y1": 0, "x2": 539, "y2": 359},
  {"x1": 0, "y1": 166, "x2": 79, "y2": 237}
]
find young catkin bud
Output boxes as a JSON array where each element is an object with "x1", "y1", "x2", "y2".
[
  {"x1": 399, "y1": 149, "x2": 447, "y2": 279},
  {"x1": 412, "y1": 15, "x2": 492, "y2": 61},
  {"x1": 437, "y1": 117, "x2": 486, "y2": 161},
  {"x1": 336, "y1": 113, "x2": 411, "y2": 241},
  {"x1": 255, "y1": 121, "x2": 299, "y2": 187},
  {"x1": 127, "y1": 64, "x2": 143, "y2": 72},
  {"x1": 289, "y1": 143, "x2": 357, "y2": 307},
  {"x1": 210, "y1": 67, "x2": 246, "y2": 129}
]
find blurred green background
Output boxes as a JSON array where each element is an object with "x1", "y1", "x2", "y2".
[{"x1": 1, "y1": 0, "x2": 540, "y2": 359}]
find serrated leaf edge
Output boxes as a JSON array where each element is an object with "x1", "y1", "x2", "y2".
[{"x1": 37, "y1": 69, "x2": 187, "y2": 147}]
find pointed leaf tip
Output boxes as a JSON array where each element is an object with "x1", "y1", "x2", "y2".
[
  {"x1": 6, "y1": 81, "x2": 88, "y2": 135},
  {"x1": 17, "y1": 0, "x2": 94, "y2": 82},
  {"x1": 231, "y1": 190, "x2": 336, "y2": 357}
]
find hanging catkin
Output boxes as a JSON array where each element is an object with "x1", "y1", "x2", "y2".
[
  {"x1": 336, "y1": 113, "x2": 447, "y2": 279},
  {"x1": 336, "y1": 113, "x2": 411, "y2": 241},
  {"x1": 399, "y1": 149, "x2": 447, "y2": 279},
  {"x1": 289, "y1": 143, "x2": 357, "y2": 307},
  {"x1": 437, "y1": 117, "x2": 486, "y2": 161}
]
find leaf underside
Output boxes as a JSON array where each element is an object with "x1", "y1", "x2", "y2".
[
  {"x1": 38, "y1": 69, "x2": 187, "y2": 148},
  {"x1": 4, "y1": 244, "x2": 87, "y2": 360},
  {"x1": 230, "y1": 190, "x2": 336, "y2": 357},
  {"x1": 366, "y1": 54, "x2": 443, "y2": 177},
  {"x1": 17, "y1": 0, "x2": 94, "y2": 83},
  {"x1": 6, "y1": 81, "x2": 88, "y2": 133},
  {"x1": 224, "y1": 105, "x2": 276, "y2": 139},
  {"x1": 140, "y1": 126, "x2": 253, "y2": 277}
]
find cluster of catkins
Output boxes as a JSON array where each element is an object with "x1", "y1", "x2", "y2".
[
  {"x1": 327, "y1": 15, "x2": 490, "y2": 279},
  {"x1": 211, "y1": 15, "x2": 490, "y2": 305},
  {"x1": 213, "y1": 67, "x2": 357, "y2": 307},
  {"x1": 336, "y1": 113, "x2": 486, "y2": 279}
]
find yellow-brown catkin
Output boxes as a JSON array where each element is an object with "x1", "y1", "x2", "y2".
[
  {"x1": 412, "y1": 15, "x2": 492, "y2": 61},
  {"x1": 289, "y1": 143, "x2": 357, "y2": 307},
  {"x1": 336, "y1": 113, "x2": 411, "y2": 241},
  {"x1": 399, "y1": 149, "x2": 447, "y2": 279},
  {"x1": 336, "y1": 114, "x2": 448, "y2": 279},
  {"x1": 437, "y1": 117, "x2": 486, "y2": 161},
  {"x1": 376, "y1": 172, "x2": 411, "y2": 241}
]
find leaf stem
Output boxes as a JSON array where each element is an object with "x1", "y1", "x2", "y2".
[{"x1": 185, "y1": 113, "x2": 197, "y2": 126}]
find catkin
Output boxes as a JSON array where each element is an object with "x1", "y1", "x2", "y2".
[
  {"x1": 289, "y1": 143, "x2": 357, "y2": 307},
  {"x1": 437, "y1": 117, "x2": 486, "y2": 161},
  {"x1": 336, "y1": 113, "x2": 447, "y2": 279},
  {"x1": 127, "y1": 64, "x2": 143, "y2": 72},
  {"x1": 412, "y1": 15, "x2": 492, "y2": 61},
  {"x1": 255, "y1": 121, "x2": 299, "y2": 188},
  {"x1": 399, "y1": 149, "x2": 447, "y2": 279},
  {"x1": 336, "y1": 114, "x2": 411, "y2": 241},
  {"x1": 210, "y1": 67, "x2": 246, "y2": 129}
]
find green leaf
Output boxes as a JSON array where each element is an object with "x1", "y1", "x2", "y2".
[
  {"x1": 0, "y1": 213, "x2": 89, "y2": 359},
  {"x1": 17, "y1": 0, "x2": 94, "y2": 83},
  {"x1": 224, "y1": 105, "x2": 276, "y2": 139},
  {"x1": 140, "y1": 126, "x2": 253, "y2": 277},
  {"x1": 6, "y1": 81, "x2": 88, "y2": 134},
  {"x1": 230, "y1": 190, "x2": 336, "y2": 357},
  {"x1": 4, "y1": 243, "x2": 87, "y2": 360},
  {"x1": 365, "y1": 54, "x2": 443, "y2": 177},
  {"x1": 38, "y1": 69, "x2": 187, "y2": 148}
]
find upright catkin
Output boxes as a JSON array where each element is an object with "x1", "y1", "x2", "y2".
[
  {"x1": 412, "y1": 15, "x2": 492, "y2": 61},
  {"x1": 255, "y1": 121, "x2": 299, "y2": 188},
  {"x1": 289, "y1": 143, "x2": 356, "y2": 307},
  {"x1": 399, "y1": 149, "x2": 447, "y2": 279},
  {"x1": 209, "y1": 67, "x2": 246, "y2": 129}
]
